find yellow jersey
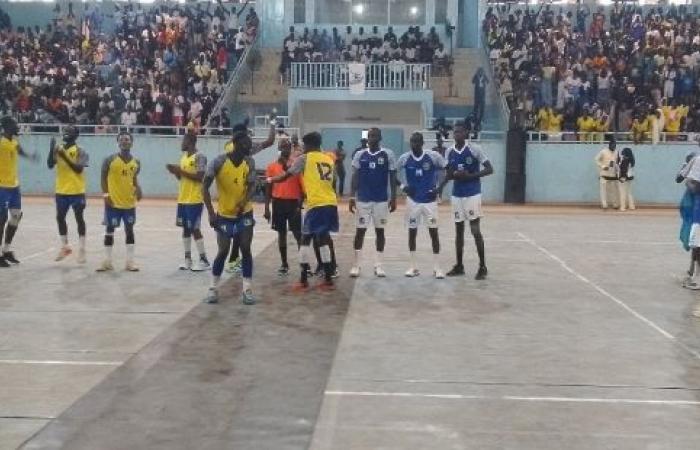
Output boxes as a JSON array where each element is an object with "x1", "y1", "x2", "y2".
[
  {"x1": 207, "y1": 153, "x2": 255, "y2": 218},
  {"x1": 103, "y1": 154, "x2": 140, "y2": 209},
  {"x1": 547, "y1": 114, "x2": 563, "y2": 132},
  {"x1": 0, "y1": 136, "x2": 20, "y2": 188},
  {"x1": 289, "y1": 151, "x2": 337, "y2": 209},
  {"x1": 178, "y1": 152, "x2": 207, "y2": 204},
  {"x1": 576, "y1": 116, "x2": 596, "y2": 132},
  {"x1": 55, "y1": 144, "x2": 89, "y2": 195}
]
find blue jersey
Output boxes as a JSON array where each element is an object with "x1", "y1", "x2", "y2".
[
  {"x1": 352, "y1": 147, "x2": 397, "y2": 203},
  {"x1": 397, "y1": 150, "x2": 446, "y2": 203},
  {"x1": 446, "y1": 143, "x2": 489, "y2": 198}
]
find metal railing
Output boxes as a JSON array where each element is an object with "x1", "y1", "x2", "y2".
[
  {"x1": 287, "y1": 62, "x2": 432, "y2": 90},
  {"x1": 15, "y1": 123, "x2": 287, "y2": 139},
  {"x1": 416, "y1": 129, "x2": 506, "y2": 143},
  {"x1": 207, "y1": 34, "x2": 259, "y2": 128},
  {"x1": 254, "y1": 115, "x2": 290, "y2": 129},
  {"x1": 426, "y1": 117, "x2": 468, "y2": 129},
  {"x1": 526, "y1": 131, "x2": 700, "y2": 144}
]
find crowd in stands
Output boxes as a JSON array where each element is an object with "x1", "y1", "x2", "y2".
[
  {"x1": 484, "y1": 2, "x2": 700, "y2": 141},
  {"x1": 279, "y1": 25, "x2": 450, "y2": 78},
  {"x1": 0, "y1": 1, "x2": 259, "y2": 131}
]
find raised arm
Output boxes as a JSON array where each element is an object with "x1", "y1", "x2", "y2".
[{"x1": 251, "y1": 124, "x2": 276, "y2": 155}]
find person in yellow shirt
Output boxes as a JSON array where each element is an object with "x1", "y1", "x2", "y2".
[
  {"x1": 663, "y1": 101, "x2": 689, "y2": 139},
  {"x1": 0, "y1": 116, "x2": 38, "y2": 268},
  {"x1": 268, "y1": 131, "x2": 339, "y2": 291},
  {"x1": 576, "y1": 111, "x2": 596, "y2": 141},
  {"x1": 166, "y1": 132, "x2": 209, "y2": 272},
  {"x1": 203, "y1": 128, "x2": 257, "y2": 305},
  {"x1": 47, "y1": 125, "x2": 89, "y2": 264},
  {"x1": 630, "y1": 115, "x2": 649, "y2": 144},
  {"x1": 97, "y1": 131, "x2": 142, "y2": 273},
  {"x1": 547, "y1": 109, "x2": 563, "y2": 132},
  {"x1": 537, "y1": 107, "x2": 550, "y2": 131}
]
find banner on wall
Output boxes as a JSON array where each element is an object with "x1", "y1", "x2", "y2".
[{"x1": 348, "y1": 63, "x2": 365, "y2": 95}]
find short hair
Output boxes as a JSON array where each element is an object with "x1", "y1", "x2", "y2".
[
  {"x1": 0, "y1": 116, "x2": 17, "y2": 131},
  {"x1": 302, "y1": 131, "x2": 322, "y2": 149},
  {"x1": 117, "y1": 130, "x2": 133, "y2": 140}
]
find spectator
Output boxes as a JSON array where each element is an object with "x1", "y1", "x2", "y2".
[
  {"x1": 595, "y1": 137, "x2": 619, "y2": 210},
  {"x1": 334, "y1": 140, "x2": 346, "y2": 197},
  {"x1": 472, "y1": 68, "x2": 489, "y2": 125}
]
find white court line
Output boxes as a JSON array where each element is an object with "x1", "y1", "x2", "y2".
[
  {"x1": 517, "y1": 232, "x2": 700, "y2": 360},
  {"x1": 324, "y1": 390, "x2": 700, "y2": 406},
  {"x1": 0, "y1": 359, "x2": 121, "y2": 366},
  {"x1": 19, "y1": 247, "x2": 56, "y2": 261}
]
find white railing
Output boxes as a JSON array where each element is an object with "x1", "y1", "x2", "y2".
[
  {"x1": 426, "y1": 117, "x2": 467, "y2": 129},
  {"x1": 15, "y1": 123, "x2": 293, "y2": 139},
  {"x1": 254, "y1": 115, "x2": 290, "y2": 129},
  {"x1": 288, "y1": 62, "x2": 432, "y2": 90},
  {"x1": 416, "y1": 129, "x2": 506, "y2": 142},
  {"x1": 526, "y1": 131, "x2": 700, "y2": 144}
]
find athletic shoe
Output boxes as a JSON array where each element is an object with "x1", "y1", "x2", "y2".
[
  {"x1": 226, "y1": 258, "x2": 241, "y2": 274},
  {"x1": 0, "y1": 256, "x2": 9, "y2": 268},
  {"x1": 55, "y1": 246, "x2": 72, "y2": 262},
  {"x1": 76, "y1": 249, "x2": 86, "y2": 264},
  {"x1": 332, "y1": 267, "x2": 340, "y2": 278},
  {"x1": 198, "y1": 258, "x2": 211, "y2": 269},
  {"x1": 683, "y1": 278, "x2": 700, "y2": 290},
  {"x1": 191, "y1": 260, "x2": 209, "y2": 272},
  {"x1": 277, "y1": 265, "x2": 290, "y2": 276},
  {"x1": 434, "y1": 268, "x2": 445, "y2": 279},
  {"x1": 475, "y1": 265, "x2": 488, "y2": 280},
  {"x1": 446, "y1": 264, "x2": 465, "y2": 277},
  {"x1": 125, "y1": 262, "x2": 140, "y2": 272},
  {"x1": 179, "y1": 259, "x2": 193, "y2": 271},
  {"x1": 205, "y1": 288, "x2": 219, "y2": 304},
  {"x1": 314, "y1": 266, "x2": 324, "y2": 277},
  {"x1": 292, "y1": 281, "x2": 310, "y2": 292},
  {"x1": 405, "y1": 267, "x2": 420, "y2": 277},
  {"x1": 3, "y1": 251, "x2": 19, "y2": 264},
  {"x1": 374, "y1": 264, "x2": 386, "y2": 278},
  {"x1": 317, "y1": 280, "x2": 336, "y2": 291},
  {"x1": 96, "y1": 260, "x2": 114, "y2": 272},
  {"x1": 241, "y1": 289, "x2": 256, "y2": 305},
  {"x1": 349, "y1": 265, "x2": 361, "y2": 278}
]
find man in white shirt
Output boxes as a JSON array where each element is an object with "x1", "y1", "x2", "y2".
[{"x1": 594, "y1": 137, "x2": 619, "y2": 210}]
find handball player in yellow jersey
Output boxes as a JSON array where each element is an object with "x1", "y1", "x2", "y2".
[
  {"x1": 47, "y1": 125, "x2": 89, "y2": 263},
  {"x1": 97, "y1": 131, "x2": 142, "y2": 272},
  {"x1": 268, "y1": 131, "x2": 339, "y2": 291},
  {"x1": 0, "y1": 116, "x2": 39, "y2": 268}
]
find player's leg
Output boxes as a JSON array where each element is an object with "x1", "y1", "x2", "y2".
[
  {"x1": 226, "y1": 234, "x2": 241, "y2": 273},
  {"x1": 350, "y1": 225, "x2": 367, "y2": 277},
  {"x1": 0, "y1": 207, "x2": 8, "y2": 267},
  {"x1": 371, "y1": 201, "x2": 389, "y2": 277},
  {"x1": 180, "y1": 225, "x2": 194, "y2": 270},
  {"x1": 312, "y1": 235, "x2": 323, "y2": 276},
  {"x1": 190, "y1": 204, "x2": 209, "y2": 270},
  {"x1": 124, "y1": 217, "x2": 138, "y2": 272},
  {"x1": 317, "y1": 231, "x2": 335, "y2": 288},
  {"x1": 428, "y1": 226, "x2": 444, "y2": 279},
  {"x1": 207, "y1": 230, "x2": 231, "y2": 303},
  {"x1": 238, "y1": 220, "x2": 255, "y2": 304},
  {"x1": 406, "y1": 227, "x2": 419, "y2": 277},
  {"x1": 447, "y1": 197, "x2": 466, "y2": 276},
  {"x1": 2, "y1": 188, "x2": 22, "y2": 263},
  {"x1": 328, "y1": 236, "x2": 338, "y2": 276},
  {"x1": 272, "y1": 200, "x2": 291, "y2": 275},
  {"x1": 55, "y1": 196, "x2": 72, "y2": 261},
  {"x1": 277, "y1": 222, "x2": 290, "y2": 274},
  {"x1": 74, "y1": 197, "x2": 87, "y2": 263},
  {"x1": 97, "y1": 222, "x2": 115, "y2": 272},
  {"x1": 296, "y1": 233, "x2": 314, "y2": 289},
  {"x1": 470, "y1": 218, "x2": 488, "y2": 279}
]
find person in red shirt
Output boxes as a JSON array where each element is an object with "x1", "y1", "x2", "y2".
[{"x1": 264, "y1": 139, "x2": 303, "y2": 275}]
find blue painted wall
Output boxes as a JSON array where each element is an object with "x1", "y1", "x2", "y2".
[{"x1": 526, "y1": 143, "x2": 690, "y2": 205}]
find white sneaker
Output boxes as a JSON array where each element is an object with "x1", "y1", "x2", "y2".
[
  {"x1": 683, "y1": 278, "x2": 700, "y2": 290},
  {"x1": 55, "y1": 246, "x2": 72, "y2": 262},
  {"x1": 405, "y1": 267, "x2": 420, "y2": 277},
  {"x1": 434, "y1": 268, "x2": 445, "y2": 279},
  {"x1": 179, "y1": 259, "x2": 193, "y2": 271},
  {"x1": 349, "y1": 265, "x2": 361, "y2": 278},
  {"x1": 125, "y1": 262, "x2": 140, "y2": 272},
  {"x1": 76, "y1": 248, "x2": 86, "y2": 264},
  {"x1": 191, "y1": 260, "x2": 210, "y2": 272},
  {"x1": 205, "y1": 287, "x2": 219, "y2": 304},
  {"x1": 96, "y1": 260, "x2": 114, "y2": 272},
  {"x1": 374, "y1": 264, "x2": 386, "y2": 278}
]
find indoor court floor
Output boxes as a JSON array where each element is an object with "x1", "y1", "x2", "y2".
[{"x1": 2, "y1": 198, "x2": 700, "y2": 450}]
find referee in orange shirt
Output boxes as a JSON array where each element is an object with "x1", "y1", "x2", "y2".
[{"x1": 264, "y1": 139, "x2": 303, "y2": 275}]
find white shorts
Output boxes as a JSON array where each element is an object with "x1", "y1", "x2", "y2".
[
  {"x1": 405, "y1": 198, "x2": 439, "y2": 229},
  {"x1": 690, "y1": 224, "x2": 700, "y2": 248},
  {"x1": 451, "y1": 194, "x2": 483, "y2": 223},
  {"x1": 356, "y1": 201, "x2": 389, "y2": 228}
]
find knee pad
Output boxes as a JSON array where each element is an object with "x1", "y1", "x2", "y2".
[{"x1": 8, "y1": 209, "x2": 22, "y2": 227}]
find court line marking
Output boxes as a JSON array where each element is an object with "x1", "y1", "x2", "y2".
[
  {"x1": 324, "y1": 390, "x2": 700, "y2": 406},
  {"x1": 517, "y1": 232, "x2": 700, "y2": 360},
  {"x1": 19, "y1": 247, "x2": 56, "y2": 261},
  {"x1": 0, "y1": 359, "x2": 121, "y2": 366}
]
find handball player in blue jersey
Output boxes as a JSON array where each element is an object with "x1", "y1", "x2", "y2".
[
  {"x1": 348, "y1": 128, "x2": 398, "y2": 278},
  {"x1": 396, "y1": 132, "x2": 447, "y2": 279},
  {"x1": 440, "y1": 122, "x2": 493, "y2": 279}
]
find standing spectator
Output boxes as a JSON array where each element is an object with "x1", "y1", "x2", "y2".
[
  {"x1": 595, "y1": 137, "x2": 619, "y2": 210},
  {"x1": 432, "y1": 135, "x2": 447, "y2": 157},
  {"x1": 472, "y1": 68, "x2": 489, "y2": 125},
  {"x1": 617, "y1": 147, "x2": 636, "y2": 212},
  {"x1": 334, "y1": 140, "x2": 346, "y2": 197}
]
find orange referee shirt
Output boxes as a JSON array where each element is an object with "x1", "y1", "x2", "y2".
[{"x1": 266, "y1": 161, "x2": 302, "y2": 200}]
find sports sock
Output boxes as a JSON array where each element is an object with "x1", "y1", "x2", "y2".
[
  {"x1": 353, "y1": 249, "x2": 361, "y2": 267},
  {"x1": 195, "y1": 238, "x2": 206, "y2": 258},
  {"x1": 409, "y1": 251, "x2": 416, "y2": 268},
  {"x1": 104, "y1": 244, "x2": 113, "y2": 261},
  {"x1": 242, "y1": 277, "x2": 252, "y2": 292},
  {"x1": 79, "y1": 236, "x2": 86, "y2": 251},
  {"x1": 126, "y1": 244, "x2": 135, "y2": 264},
  {"x1": 211, "y1": 275, "x2": 220, "y2": 289},
  {"x1": 432, "y1": 253, "x2": 440, "y2": 271},
  {"x1": 183, "y1": 237, "x2": 192, "y2": 259},
  {"x1": 60, "y1": 235, "x2": 68, "y2": 246},
  {"x1": 375, "y1": 251, "x2": 383, "y2": 266}
]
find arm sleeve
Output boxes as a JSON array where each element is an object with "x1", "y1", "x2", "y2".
[
  {"x1": 206, "y1": 154, "x2": 226, "y2": 179},
  {"x1": 429, "y1": 150, "x2": 447, "y2": 169},
  {"x1": 387, "y1": 149, "x2": 398, "y2": 171},
  {"x1": 135, "y1": 158, "x2": 141, "y2": 176},
  {"x1": 471, "y1": 144, "x2": 490, "y2": 165},
  {"x1": 246, "y1": 157, "x2": 256, "y2": 184},
  {"x1": 101, "y1": 155, "x2": 114, "y2": 175},
  {"x1": 287, "y1": 154, "x2": 306, "y2": 175},
  {"x1": 77, "y1": 147, "x2": 89, "y2": 166},
  {"x1": 351, "y1": 150, "x2": 362, "y2": 170}
]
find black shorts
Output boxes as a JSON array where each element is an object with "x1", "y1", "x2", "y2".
[{"x1": 272, "y1": 198, "x2": 301, "y2": 233}]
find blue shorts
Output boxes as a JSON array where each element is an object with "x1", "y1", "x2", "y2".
[
  {"x1": 215, "y1": 211, "x2": 255, "y2": 238},
  {"x1": 303, "y1": 205, "x2": 339, "y2": 236},
  {"x1": 176, "y1": 203, "x2": 203, "y2": 230},
  {"x1": 0, "y1": 187, "x2": 21, "y2": 213},
  {"x1": 104, "y1": 206, "x2": 136, "y2": 229},
  {"x1": 56, "y1": 194, "x2": 86, "y2": 215}
]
